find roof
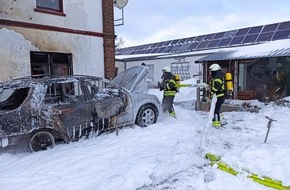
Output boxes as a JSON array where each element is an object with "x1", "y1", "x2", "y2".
[
  {"x1": 115, "y1": 48, "x2": 220, "y2": 62},
  {"x1": 195, "y1": 38, "x2": 290, "y2": 62},
  {"x1": 116, "y1": 20, "x2": 290, "y2": 56}
]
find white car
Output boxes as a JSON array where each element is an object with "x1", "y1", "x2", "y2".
[{"x1": 112, "y1": 65, "x2": 161, "y2": 128}]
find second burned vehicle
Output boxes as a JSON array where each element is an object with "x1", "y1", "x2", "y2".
[{"x1": 0, "y1": 66, "x2": 161, "y2": 152}]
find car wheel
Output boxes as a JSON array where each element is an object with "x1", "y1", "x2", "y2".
[
  {"x1": 29, "y1": 131, "x2": 55, "y2": 152},
  {"x1": 136, "y1": 104, "x2": 158, "y2": 127}
]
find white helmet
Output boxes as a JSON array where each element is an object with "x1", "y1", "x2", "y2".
[
  {"x1": 162, "y1": 66, "x2": 171, "y2": 72},
  {"x1": 209, "y1": 63, "x2": 221, "y2": 71}
]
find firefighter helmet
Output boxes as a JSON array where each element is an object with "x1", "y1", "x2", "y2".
[
  {"x1": 209, "y1": 64, "x2": 221, "y2": 71},
  {"x1": 162, "y1": 66, "x2": 171, "y2": 72}
]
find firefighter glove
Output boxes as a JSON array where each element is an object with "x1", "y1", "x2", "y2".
[{"x1": 158, "y1": 81, "x2": 164, "y2": 91}]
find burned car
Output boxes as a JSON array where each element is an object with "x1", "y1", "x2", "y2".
[{"x1": 0, "y1": 66, "x2": 161, "y2": 152}]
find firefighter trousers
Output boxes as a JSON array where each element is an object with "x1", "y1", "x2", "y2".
[
  {"x1": 162, "y1": 95, "x2": 175, "y2": 115},
  {"x1": 213, "y1": 96, "x2": 225, "y2": 122}
]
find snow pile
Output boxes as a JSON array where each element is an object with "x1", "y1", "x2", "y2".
[
  {"x1": 0, "y1": 84, "x2": 289, "y2": 189},
  {"x1": 1, "y1": 28, "x2": 290, "y2": 190}
]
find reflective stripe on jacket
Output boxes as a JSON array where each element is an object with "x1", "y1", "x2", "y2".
[
  {"x1": 164, "y1": 78, "x2": 177, "y2": 96},
  {"x1": 164, "y1": 90, "x2": 176, "y2": 96},
  {"x1": 211, "y1": 77, "x2": 225, "y2": 98}
]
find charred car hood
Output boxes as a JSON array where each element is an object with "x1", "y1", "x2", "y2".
[{"x1": 112, "y1": 66, "x2": 149, "y2": 93}]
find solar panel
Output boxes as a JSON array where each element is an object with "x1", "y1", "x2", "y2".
[
  {"x1": 171, "y1": 44, "x2": 182, "y2": 52},
  {"x1": 163, "y1": 41, "x2": 172, "y2": 46},
  {"x1": 145, "y1": 44, "x2": 153, "y2": 50},
  {"x1": 204, "y1": 33, "x2": 215, "y2": 40},
  {"x1": 197, "y1": 41, "x2": 210, "y2": 49},
  {"x1": 143, "y1": 48, "x2": 153, "y2": 54},
  {"x1": 170, "y1": 39, "x2": 180, "y2": 45},
  {"x1": 257, "y1": 32, "x2": 274, "y2": 42},
  {"x1": 151, "y1": 48, "x2": 160, "y2": 53},
  {"x1": 277, "y1": 21, "x2": 290, "y2": 30},
  {"x1": 116, "y1": 49, "x2": 122, "y2": 54},
  {"x1": 235, "y1": 28, "x2": 250, "y2": 36},
  {"x1": 135, "y1": 45, "x2": 143, "y2": 51},
  {"x1": 157, "y1": 47, "x2": 167, "y2": 53},
  {"x1": 140, "y1": 49, "x2": 147, "y2": 54},
  {"x1": 178, "y1": 38, "x2": 188, "y2": 44},
  {"x1": 195, "y1": 35, "x2": 206, "y2": 41},
  {"x1": 207, "y1": 39, "x2": 221, "y2": 48},
  {"x1": 262, "y1": 23, "x2": 278, "y2": 33},
  {"x1": 218, "y1": 38, "x2": 232, "y2": 46},
  {"x1": 179, "y1": 43, "x2": 192, "y2": 51},
  {"x1": 149, "y1": 48, "x2": 158, "y2": 54},
  {"x1": 116, "y1": 50, "x2": 123, "y2": 55},
  {"x1": 186, "y1": 36, "x2": 196, "y2": 43},
  {"x1": 163, "y1": 46, "x2": 174, "y2": 53},
  {"x1": 142, "y1": 44, "x2": 151, "y2": 49},
  {"x1": 121, "y1": 48, "x2": 130, "y2": 55},
  {"x1": 229, "y1": 36, "x2": 245, "y2": 45},
  {"x1": 188, "y1": 42, "x2": 200, "y2": 50},
  {"x1": 116, "y1": 20, "x2": 290, "y2": 55},
  {"x1": 150, "y1": 42, "x2": 159, "y2": 49},
  {"x1": 155, "y1": 42, "x2": 165, "y2": 48},
  {"x1": 145, "y1": 44, "x2": 152, "y2": 49},
  {"x1": 272, "y1": 29, "x2": 290, "y2": 40},
  {"x1": 129, "y1": 49, "x2": 136, "y2": 54},
  {"x1": 248, "y1": 26, "x2": 263, "y2": 34},
  {"x1": 223, "y1": 30, "x2": 237, "y2": 38},
  {"x1": 242, "y1": 34, "x2": 259, "y2": 43},
  {"x1": 213, "y1": 32, "x2": 225, "y2": 39},
  {"x1": 135, "y1": 46, "x2": 143, "y2": 51},
  {"x1": 135, "y1": 50, "x2": 142, "y2": 54}
]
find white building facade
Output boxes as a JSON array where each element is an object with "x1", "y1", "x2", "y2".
[
  {"x1": 116, "y1": 50, "x2": 218, "y2": 84},
  {"x1": 0, "y1": 0, "x2": 116, "y2": 81}
]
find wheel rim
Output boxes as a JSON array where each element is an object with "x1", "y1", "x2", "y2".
[
  {"x1": 29, "y1": 131, "x2": 55, "y2": 152},
  {"x1": 141, "y1": 108, "x2": 156, "y2": 126}
]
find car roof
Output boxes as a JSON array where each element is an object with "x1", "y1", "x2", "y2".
[{"x1": 0, "y1": 75, "x2": 104, "y2": 90}]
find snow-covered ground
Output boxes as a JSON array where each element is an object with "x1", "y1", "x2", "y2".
[{"x1": 0, "y1": 81, "x2": 289, "y2": 190}]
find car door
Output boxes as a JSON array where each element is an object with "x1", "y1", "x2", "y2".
[
  {"x1": 0, "y1": 87, "x2": 32, "y2": 138},
  {"x1": 48, "y1": 80, "x2": 92, "y2": 140}
]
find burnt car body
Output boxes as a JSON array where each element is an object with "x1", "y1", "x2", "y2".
[{"x1": 0, "y1": 66, "x2": 161, "y2": 152}]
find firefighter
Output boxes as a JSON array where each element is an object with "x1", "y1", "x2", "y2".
[
  {"x1": 208, "y1": 63, "x2": 225, "y2": 127},
  {"x1": 158, "y1": 66, "x2": 177, "y2": 118}
]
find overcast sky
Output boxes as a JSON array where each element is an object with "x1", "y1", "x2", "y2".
[{"x1": 114, "y1": 0, "x2": 290, "y2": 47}]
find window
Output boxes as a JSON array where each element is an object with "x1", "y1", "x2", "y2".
[
  {"x1": 45, "y1": 81, "x2": 83, "y2": 104},
  {"x1": 30, "y1": 51, "x2": 72, "y2": 78},
  {"x1": 238, "y1": 57, "x2": 290, "y2": 100},
  {"x1": 0, "y1": 88, "x2": 30, "y2": 110},
  {"x1": 35, "y1": 0, "x2": 65, "y2": 16}
]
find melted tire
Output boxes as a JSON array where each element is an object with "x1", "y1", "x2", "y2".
[{"x1": 29, "y1": 131, "x2": 55, "y2": 152}]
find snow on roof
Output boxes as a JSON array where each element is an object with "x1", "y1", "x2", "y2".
[
  {"x1": 115, "y1": 53, "x2": 168, "y2": 61},
  {"x1": 116, "y1": 49, "x2": 220, "y2": 61},
  {"x1": 196, "y1": 39, "x2": 290, "y2": 62}
]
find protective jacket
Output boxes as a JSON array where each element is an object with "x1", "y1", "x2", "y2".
[
  {"x1": 210, "y1": 70, "x2": 225, "y2": 98},
  {"x1": 159, "y1": 72, "x2": 177, "y2": 96}
]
